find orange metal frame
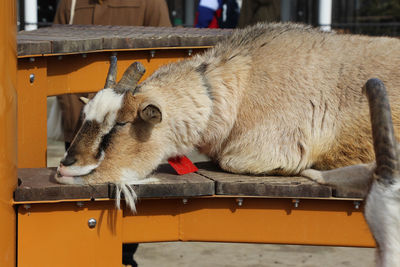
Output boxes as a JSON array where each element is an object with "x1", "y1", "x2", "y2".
[
  {"x1": 12, "y1": 27, "x2": 376, "y2": 267},
  {"x1": 17, "y1": 198, "x2": 374, "y2": 267}
]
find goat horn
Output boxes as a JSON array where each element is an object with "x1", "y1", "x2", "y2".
[
  {"x1": 79, "y1": 97, "x2": 89, "y2": 104},
  {"x1": 104, "y1": 56, "x2": 117, "y2": 88},
  {"x1": 114, "y1": 61, "x2": 146, "y2": 94},
  {"x1": 364, "y1": 78, "x2": 400, "y2": 180}
]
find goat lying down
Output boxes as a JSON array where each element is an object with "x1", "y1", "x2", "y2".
[{"x1": 56, "y1": 23, "x2": 400, "y2": 212}]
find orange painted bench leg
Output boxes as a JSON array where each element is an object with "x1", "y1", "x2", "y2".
[
  {"x1": 18, "y1": 202, "x2": 123, "y2": 267},
  {"x1": 0, "y1": 1, "x2": 17, "y2": 267},
  {"x1": 17, "y1": 58, "x2": 48, "y2": 168}
]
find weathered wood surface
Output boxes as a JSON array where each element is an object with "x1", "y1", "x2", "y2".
[
  {"x1": 16, "y1": 168, "x2": 108, "y2": 202},
  {"x1": 331, "y1": 187, "x2": 365, "y2": 199},
  {"x1": 15, "y1": 162, "x2": 364, "y2": 202},
  {"x1": 196, "y1": 162, "x2": 333, "y2": 198},
  {"x1": 109, "y1": 164, "x2": 215, "y2": 199},
  {"x1": 15, "y1": 164, "x2": 215, "y2": 202},
  {"x1": 17, "y1": 25, "x2": 232, "y2": 56}
]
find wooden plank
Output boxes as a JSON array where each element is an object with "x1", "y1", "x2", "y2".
[
  {"x1": 109, "y1": 164, "x2": 215, "y2": 199},
  {"x1": 51, "y1": 38, "x2": 103, "y2": 54},
  {"x1": 102, "y1": 26, "x2": 230, "y2": 49},
  {"x1": 195, "y1": 162, "x2": 333, "y2": 198},
  {"x1": 17, "y1": 25, "x2": 232, "y2": 56},
  {"x1": 15, "y1": 168, "x2": 108, "y2": 202},
  {"x1": 15, "y1": 164, "x2": 215, "y2": 202},
  {"x1": 332, "y1": 188, "x2": 365, "y2": 199},
  {"x1": 16, "y1": 162, "x2": 365, "y2": 202},
  {"x1": 18, "y1": 31, "x2": 103, "y2": 54},
  {"x1": 17, "y1": 38, "x2": 51, "y2": 56}
]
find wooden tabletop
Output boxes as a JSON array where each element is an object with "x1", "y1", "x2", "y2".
[
  {"x1": 17, "y1": 25, "x2": 232, "y2": 56},
  {"x1": 15, "y1": 162, "x2": 364, "y2": 202}
]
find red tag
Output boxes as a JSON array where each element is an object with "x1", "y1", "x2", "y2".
[{"x1": 167, "y1": 155, "x2": 198, "y2": 175}]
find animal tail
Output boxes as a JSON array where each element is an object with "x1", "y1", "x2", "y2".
[
  {"x1": 364, "y1": 78, "x2": 400, "y2": 181},
  {"x1": 115, "y1": 182, "x2": 137, "y2": 213}
]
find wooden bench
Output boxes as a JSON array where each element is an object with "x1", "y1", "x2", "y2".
[
  {"x1": 15, "y1": 163, "x2": 373, "y2": 266},
  {"x1": 16, "y1": 162, "x2": 337, "y2": 202},
  {"x1": 15, "y1": 26, "x2": 374, "y2": 267}
]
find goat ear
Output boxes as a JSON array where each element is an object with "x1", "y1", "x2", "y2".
[{"x1": 139, "y1": 103, "x2": 162, "y2": 124}]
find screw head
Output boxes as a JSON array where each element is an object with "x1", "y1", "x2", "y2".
[
  {"x1": 88, "y1": 218, "x2": 97, "y2": 229},
  {"x1": 29, "y1": 74, "x2": 35, "y2": 83}
]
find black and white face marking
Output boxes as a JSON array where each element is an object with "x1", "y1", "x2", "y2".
[{"x1": 57, "y1": 88, "x2": 125, "y2": 179}]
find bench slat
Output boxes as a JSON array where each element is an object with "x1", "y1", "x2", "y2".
[
  {"x1": 196, "y1": 162, "x2": 333, "y2": 198},
  {"x1": 15, "y1": 162, "x2": 366, "y2": 203},
  {"x1": 17, "y1": 25, "x2": 232, "y2": 56},
  {"x1": 16, "y1": 164, "x2": 215, "y2": 202}
]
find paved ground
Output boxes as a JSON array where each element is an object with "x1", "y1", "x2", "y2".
[{"x1": 135, "y1": 242, "x2": 374, "y2": 267}]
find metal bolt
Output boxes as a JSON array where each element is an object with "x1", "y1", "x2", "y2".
[
  {"x1": 182, "y1": 198, "x2": 188, "y2": 205},
  {"x1": 293, "y1": 199, "x2": 300, "y2": 208},
  {"x1": 29, "y1": 74, "x2": 35, "y2": 83},
  {"x1": 76, "y1": 201, "x2": 84, "y2": 208},
  {"x1": 29, "y1": 57, "x2": 35, "y2": 62},
  {"x1": 187, "y1": 49, "x2": 193, "y2": 56},
  {"x1": 150, "y1": 50, "x2": 156, "y2": 58},
  {"x1": 24, "y1": 204, "x2": 31, "y2": 210},
  {"x1": 236, "y1": 198, "x2": 243, "y2": 207},
  {"x1": 82, "y1": 53, "x2": 87, "y2": 58},
  {"x1": 57, "y1": 55, "x2": 63, "y2": 60},
  {"x1": 88, "y1": 218, "x2": 97, "y2": 229},
  {"x1": 354, "y1": 201, "x2": 361, "y2": 209}
]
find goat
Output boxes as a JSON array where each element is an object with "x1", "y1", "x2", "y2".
[{"x1": 55, "y1": 23, "x2": 400, "y2": 212}]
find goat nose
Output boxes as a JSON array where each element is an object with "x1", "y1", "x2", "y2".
[{"x1": 61, "y1": 154, "x2": 77, "y2": 166}]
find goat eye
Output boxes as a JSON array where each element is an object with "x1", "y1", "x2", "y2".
[{"x1": 116, "y1": 121, "x2": 127, "y2": 127}]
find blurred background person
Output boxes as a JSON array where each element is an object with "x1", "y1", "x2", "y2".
[
  {"x1": 54, "y1": 0, "x2": 171, "y2": 26},
  {"x1": 195, "y1": 0, "x2": 239, "y2": 28},
  {"x1": 238, "y1": 0, "x2": 281, "y2": 27}
]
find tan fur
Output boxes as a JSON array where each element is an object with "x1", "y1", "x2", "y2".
[{"x1": 58, "y1": 22, "x2": 400, "y2": 190}]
